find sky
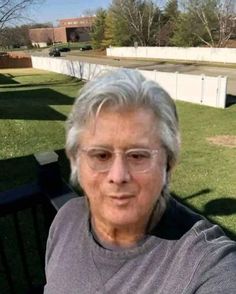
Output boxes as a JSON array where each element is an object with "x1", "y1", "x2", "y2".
[
  {"x1": 30, "y1": 0, "x2": 111, "y2": 25},
  {"x1": 29, "y1": 0, "x2": 167, "y2": 26}
]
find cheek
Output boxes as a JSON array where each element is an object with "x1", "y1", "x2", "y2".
[
  {"x1": 136, "y1": 171, "x2": 164, "y2": 198},
  {"x1": 78, "y1": 162, "x2": 101, "y2": 197},
  {"x1": 77, "y1": 158, "x2": 90, "y2": 191}
]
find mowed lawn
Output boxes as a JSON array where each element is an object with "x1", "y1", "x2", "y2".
[
  {"x1": 171, "y1": 100, "x2": 236, "y2": 238},
  {"x1": 0, "y1": 68, "x2": 236, "y2": 239},
  {"x1": 0, "y1": 68, "x2": 83, "y2": 192}
]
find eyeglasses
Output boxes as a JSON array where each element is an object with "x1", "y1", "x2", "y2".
[{"x1": 79, "y1": 147, "x2": 159, "y2": 173}]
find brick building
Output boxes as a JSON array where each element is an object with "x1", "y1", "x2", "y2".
[{"x1": 29, "y1": 16, "x2": 95, "y2": 47}]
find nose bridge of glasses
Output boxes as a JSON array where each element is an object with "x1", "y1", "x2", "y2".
[
  {"x1": 110, "y1": 150, "x2": 130, "y2": 171},
  {"x1": 113, "y1": 150, "x2": 125, "y2": 157}
]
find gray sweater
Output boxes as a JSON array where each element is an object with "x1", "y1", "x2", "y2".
[{"x1": 44, "y1": 197, "x2": 236, "y2": 294}]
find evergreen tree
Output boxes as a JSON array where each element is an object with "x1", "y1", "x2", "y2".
[
  {"x1": 102, "y1": 9, "x2": 133, "y2": 47},
  {"x1": 164, "y1": 0, "x2": 179, "y2": 22},
  {"x1": 170, "y1": 12, "x2": 201, "y2": 46},
  {"x1": 90, "y1": 9, "x2": 107, "y2": 49},
  {"x1": 160, "y1": 0, "x2": 179, "y2": 46}
]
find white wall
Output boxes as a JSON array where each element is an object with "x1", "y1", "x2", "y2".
[
  {"x1": 32, "y1": 42, "x2": 47, "y2": 48},
  {"x1": 31, "y1": 56, "x2": 114, "y2": 80},
  {"x1": 31, "y1": 56, "x2": 227, "y2": 108},
  {"x1": 107, "y1": 46, "x2": 236, "y2": 64}
]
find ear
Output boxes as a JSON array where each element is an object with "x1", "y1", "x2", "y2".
[
  {"x1": 163, "y1": 161, "x2": 173, "y2": 187},
  {"x1": 166, "y1": 160, "x2": 171, "y2": 172},
  {"x1": 67, "y1": 152, "x2": 80, "y2": 187},
  {"x1": 162, "y1": 168, "x2": 167, "y2": 187}
]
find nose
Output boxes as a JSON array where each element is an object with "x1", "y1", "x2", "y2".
[{"x1": 107, "y1": 153, "x2": 131, "y2": 184}]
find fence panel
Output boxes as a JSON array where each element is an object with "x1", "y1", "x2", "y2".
[
  {"x1": 107, "y1": 46, "x2": 236, "y2": 64},
  {"x1": 31, "y1": 56, "x2": 227, "y2": 108}
]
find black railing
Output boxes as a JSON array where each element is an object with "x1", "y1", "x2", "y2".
[{"x1": 0, "y1": 151, "x2": 77, "y2": 294}]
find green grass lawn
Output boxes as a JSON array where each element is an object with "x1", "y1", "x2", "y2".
[{"x1": 171, "y1": 101, "x2": 236, "y2": 239}]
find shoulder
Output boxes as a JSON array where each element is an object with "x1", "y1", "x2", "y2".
[
  {"x1": 187, "y1": 218, "x2": 236, "y2": 258},
  {"x1": 166, "y1": 200, "x2": 236, "y2": 293},
  {"x1": 192, "y1": 218, "x2": 230, "y2": 243},
  {"x1": 155, "y1": 196, "x2": 236, "y2": 267},
  {"x1": 48, "y1": 196, "x2": 88, "y2": 240},
  {"x1": 54, "y1": 196, "x2": 87, "y2": 220},
  {"x1": 186, "y1": 220, "x2": 236, "y2": 293},
  {"x1": 162, "y1": 196, "x2": 236, "y2": 253},
  {"x1": 191, "y1": 219, "x2": 236, "y2": 265},
  {"x1": 45, "y1": 197, "x2": 89, "y2": 266}
]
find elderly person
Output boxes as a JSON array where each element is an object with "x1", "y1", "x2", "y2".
[{"x1": 44, "y1": 69, "x2": 236, "y2": 294}]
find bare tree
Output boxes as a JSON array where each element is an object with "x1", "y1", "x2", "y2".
[
  {"x1": 0, "y1": 0, "x2": 43, "y2": 30},
  {"x1": 181, "y1": 0, "x2": 236, "y2": 47},
  {"x1": 111, "y1": 0, "x2": 160, "y2": 46},
  {"x1": 216, "y1": 0, "x2": 236, "y2": 47}
]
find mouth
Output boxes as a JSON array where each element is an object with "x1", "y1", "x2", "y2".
[{"x1": 109, "y1": 194, "x2": 135, "y2": 206}]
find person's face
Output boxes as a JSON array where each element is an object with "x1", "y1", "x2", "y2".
[{"x1": 77, "y1": 107, "x2": 167, "y2": 230}]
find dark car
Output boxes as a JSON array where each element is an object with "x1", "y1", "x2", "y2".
[
  {"x1": 49, "y1": 47, "x2": 61, "y2": 57},
  {"x1": 79, "y1": 45, "x2": 92, "y2": 51},
  {"x1": 59, "y1": 47, "x2": 71, "y2": 52}
]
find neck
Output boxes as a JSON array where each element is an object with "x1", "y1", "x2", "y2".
[
  {"x1": 91, "y1": 217, "x2": 147, "y2": 248},
  {"x1": 90, "y1": 200, "x2": 164, "y2": 248}
]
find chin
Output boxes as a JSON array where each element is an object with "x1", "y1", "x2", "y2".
[{"x1": 105, "y1": 210, "x2": 141, "y2": 228}]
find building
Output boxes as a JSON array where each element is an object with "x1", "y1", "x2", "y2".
[
  {"x1": 29, "y1": 16, "x2": 95, "y2": 47},
  {"x1": 58, "y1": 16, "x2": 94, "y2": 28},
  {"x1": 29, "y1": 27, "x2": 66, "y2": 47}
]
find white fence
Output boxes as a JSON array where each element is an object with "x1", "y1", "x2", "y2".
[
  {"x1": 31, "y1": 56, "x2": 115, "y2": 80},
  {"x1": 31, "y1": 56, "x2": 227, "y2": 108},
  {"x1": 107, "y1": 46, "x2": 236, "y2": 64}
]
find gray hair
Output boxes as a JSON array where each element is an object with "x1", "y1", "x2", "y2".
[{"x1": 66, "y1": 68, "x2": 180, "y2": 216}]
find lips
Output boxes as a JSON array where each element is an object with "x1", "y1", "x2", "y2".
[
  {"x1": 109, "y1": 194, "x2": 135, "y2": 205},
  {"x1": 109, "y1": 193, "x2": 134, "y2": 198}
]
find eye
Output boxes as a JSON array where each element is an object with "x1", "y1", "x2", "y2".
[
  {"x1": 87, "y1": 149, "x2": 112, "y2": 161},
  {"x1": 127, "y1": 150, "x2": 151, "y2": 161}
]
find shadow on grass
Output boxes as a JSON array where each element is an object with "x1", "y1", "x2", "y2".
[
  {"x1": 0, "y1": 73, "x2": 19, "y2": 85},
  {"x1": 0, "y1": 88, "x2": 75, "y2": 120},
  {"x1": 226, "y1": 94, "x2": 236, "y2": 107},
  {"x1": 172, "y1": 192, "x2": 236, "y2": 241},
  {"x1": 183, "y1": 188, "x2": 211, "y2": 200},
  {"x1": 204, "y1": 198, "x2": 236, "y2": 216},
  {"x1": 0, "y1": 79, "x2": 81, "y2": 89}
]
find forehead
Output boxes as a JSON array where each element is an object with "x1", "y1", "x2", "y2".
[{"x1": 80, "y1": 107, "x2": 161, "y2": 148}]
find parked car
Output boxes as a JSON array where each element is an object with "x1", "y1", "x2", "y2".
[
  {"x1": 79, "y1": 45, "x2": 92, "y2": 51},
  {"x1": 58, "y1": 47, "x2": 71, "y2": 52},
  {"x1": 0, "y1": 51, "x2": 8, "y2": 56},
  {"x1": 49, "y1": 47, "x2": 61, "y2": 57}
]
